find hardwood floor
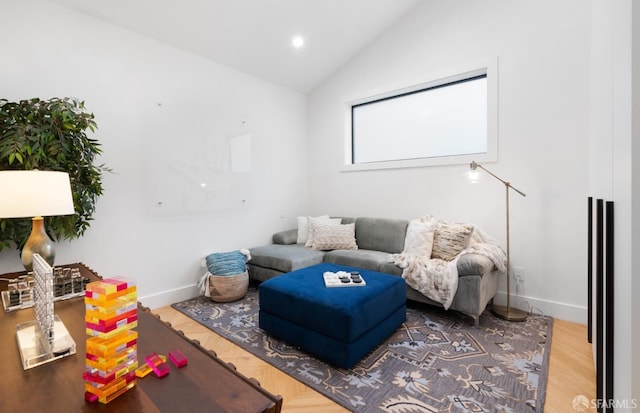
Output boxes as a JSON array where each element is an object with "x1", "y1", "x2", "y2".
[
  {"x1": 152, "y1": 305, "x2": 596, "y2": 413},
  {"x1": 546, "y1": 319, "x2": 597, "y2": 412}
]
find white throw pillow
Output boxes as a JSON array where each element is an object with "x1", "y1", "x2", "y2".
[
  {"x1": 305, "y1": 216, "x2": 342, "y2": 247},
  {"x1": 297, "y1": 215, "x2": 329, "y2": 244},
  {"x1": 403, "y1": 218, "x2": 438, "y2": 259},
  {"x1": 312, "y1": 223, "x2": 358, "y2": 251}
]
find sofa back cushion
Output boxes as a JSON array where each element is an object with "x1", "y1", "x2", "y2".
[{"x1": 355, "y1": 217, "x2": 408, "y2": 253}]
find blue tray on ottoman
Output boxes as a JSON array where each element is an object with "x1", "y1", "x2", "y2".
[{"x1": 258, "y1": 263, "x2": 406, "y2": 369}]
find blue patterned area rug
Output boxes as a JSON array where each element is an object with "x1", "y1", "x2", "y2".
[{"x1": 172, "y1": 288, "x2": 552, "y2": 413}]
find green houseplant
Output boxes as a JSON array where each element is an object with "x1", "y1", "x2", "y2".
[{"x1": 0, "y1": 97, "x2": 109, "y2": 252}]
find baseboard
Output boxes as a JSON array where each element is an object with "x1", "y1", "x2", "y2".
[
  {"x1": 493, "y1": 292, "x2": 587, "y2": 324},
  {"x1": 139, "y1": 284, "x2": 200, "y2": 310}
]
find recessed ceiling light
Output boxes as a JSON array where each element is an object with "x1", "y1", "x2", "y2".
[{"x1": 292, "y1": 35, "x2": 305, "y2": 49}]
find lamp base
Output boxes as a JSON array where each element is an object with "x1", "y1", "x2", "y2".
[
  {"x1": 16, "y1": 314, "x2": 76, "y2": 370},
  {"x1": 21, "y1": 217, "x2": 55, "y2": 272},
  {"x1": 491, "y1": 304, "x2": 528, "y2": 322}
]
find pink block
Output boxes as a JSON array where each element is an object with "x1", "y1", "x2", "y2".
[
  {"x1": 145, "y1": 353, "x2": 170, "y2": 378},
  {"x1": 168, "y1": 349, "x2": 188, "y2": 368}
]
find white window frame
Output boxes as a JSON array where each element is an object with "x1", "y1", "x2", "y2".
[{"x1": 342, "y1": 58, "x2": 498, "y2": 172}]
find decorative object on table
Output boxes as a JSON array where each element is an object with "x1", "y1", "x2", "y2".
[
  {"x1": 2, "y1": 265, "x2": 89, "y2": 312},
  {"x1": 198, "y1": 249, "x2": 251, "y2": 302},
  {"x1": 173, "y1": 290, "x2": 553, "y2": 413},
  {"x1": 468, "y1": 161, "x2": 527, "y2": 321},
  {"x1": 15, "y1": 254, "x2": 76, "y2": 369},
  {"x1": 0, "y1": 97, "x2": 110, "y2": 256},
  {"x1": 0, "y1": 170, "x2": 75, "y2": 271},
  {"x1": 322, "y1": 270, "x2": 366, "y2": 287},
  {"x1": 84, "y1": 277, "x2": 138, "y2": 403}
]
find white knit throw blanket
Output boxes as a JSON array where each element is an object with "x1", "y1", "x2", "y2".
[{"x1": 388, "y1": 225, "x2": 506, "y2": 310}]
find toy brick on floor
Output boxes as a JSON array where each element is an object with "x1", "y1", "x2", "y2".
[{"x1": 84, "y1": 277, "x2": 138, "y2": 403}]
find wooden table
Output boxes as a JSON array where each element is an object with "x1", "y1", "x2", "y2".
[{"x1": 0, "y1": 263, "x2": 282, "y2": 413}]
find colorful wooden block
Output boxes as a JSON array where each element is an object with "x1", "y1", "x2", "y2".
[
  {"x1": 84, "y1": 277, "x2": 137, "y2": 404},
  {"x1": 145, "y1": 353, "x2": 170, "y2": 378},
  {"x1": 168, "y1": 349, "x2": 188, "y2": 368}
]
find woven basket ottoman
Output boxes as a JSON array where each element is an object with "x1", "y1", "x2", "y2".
[{"x1": 258, "y1": 263, "x2": 406, "y2": 369}]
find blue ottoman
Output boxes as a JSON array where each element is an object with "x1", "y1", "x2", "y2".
[{"x1": 258, "y1": 263, "x2": 406, "y2": 369}]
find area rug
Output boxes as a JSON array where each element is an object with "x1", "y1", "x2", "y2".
[{"x1": 172, "y1": 288, "x2": 553, "y2": 413}]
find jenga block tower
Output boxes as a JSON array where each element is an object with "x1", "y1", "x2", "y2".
[{"x1": 83, "y1": 277, "x2": 138, "y2": 403}]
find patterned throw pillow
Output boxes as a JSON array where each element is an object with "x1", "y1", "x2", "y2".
[
  {"x1": 305, "y1": 216, "x2": 342, "y2": 247},
  {"x1": 312, "y1": 223, "x2": 358, "y2": 251},
  {"x1": 431, "y1": 223, "x2": 474, "y2": 261}
]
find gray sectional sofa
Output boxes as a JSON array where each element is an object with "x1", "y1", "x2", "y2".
[{"x1": 248, "y1": 217, "x2": 502, "y2": 324}]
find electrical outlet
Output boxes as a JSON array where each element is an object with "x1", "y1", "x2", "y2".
[
  {"x1": 514, "y1": 266, "x2": 525, "y2": 280},
  {"x1": 514, "y1": 266, "x2": 525, "y2": 292}
]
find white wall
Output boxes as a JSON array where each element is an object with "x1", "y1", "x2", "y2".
[
  {"x1": 0, "y1": 0, "x2": 308, "y2": 307},
  {"x1": 307, "y1": 0, "x2": 591, "y2": 322}
]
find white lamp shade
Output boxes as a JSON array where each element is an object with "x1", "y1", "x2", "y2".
[{"x1": 0, "y1": 170, "x2": 75, "y2": 218}]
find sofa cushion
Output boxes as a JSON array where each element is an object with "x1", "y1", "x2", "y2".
[
  {"x1": 324, "y1": 249, "x2": 394, "y2": 273},
  {"x1": 376, "y1": 260, "x2": 404, "y2": 276},
  {"x1": 338, "y1": 217, "x2": 356, "y2": 225},
  {"x1": 248, "y1": 265, "x2": 286, "y2": 282},
  {"x1": 354, "y1": 217, "x2": 408, "y2": 254},
  {"x1": 249, "y1": 244, "x2": 325, "y2": 273},
  {"x1": 273, "y1": 229, "x2": 298, "y2": 245}
]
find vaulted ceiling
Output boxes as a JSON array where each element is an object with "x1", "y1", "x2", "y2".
[{"x1": 49, "y1": 0, "x2": 421, "y2": 92}]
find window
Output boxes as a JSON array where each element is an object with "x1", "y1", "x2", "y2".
[{"x1": 343, "y1": 59, "x2": 497, "y2": 171}]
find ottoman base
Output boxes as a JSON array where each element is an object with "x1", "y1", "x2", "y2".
[{"x1": 259, "y1": 304, "x2": 405, "y2": 369}]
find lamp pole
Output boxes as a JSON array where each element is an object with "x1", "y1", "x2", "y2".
[{"x1": 470, "y1": 162, "x2": 527, "y2": 321}]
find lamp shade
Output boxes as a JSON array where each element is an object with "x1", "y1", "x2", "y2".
[{"x1": 0, "y1": 170, "x2": 75, "y2": 218}]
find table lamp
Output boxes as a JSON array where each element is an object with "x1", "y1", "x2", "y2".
[
  {"x1": 0, "y1": 170, "x2": 75, "y2": 271},
  {"x1": 468, "y1": 161, "x2": 527, "y2": 322}
]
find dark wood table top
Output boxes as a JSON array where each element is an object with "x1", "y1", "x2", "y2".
[{"x1": 0, "y1": 263, "x2": 282, "y2": 413}]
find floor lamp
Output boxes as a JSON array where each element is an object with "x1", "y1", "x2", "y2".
[{"x1": 468, "y1": 161, "x2": 527, "y2": 322}]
